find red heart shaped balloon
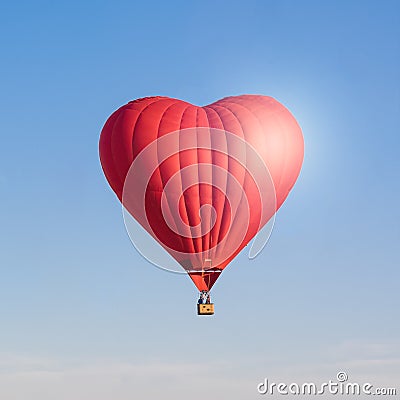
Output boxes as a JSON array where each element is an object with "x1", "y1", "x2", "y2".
[{"x1": 100, "y1": 95, "x2": 303, "y2": 291}]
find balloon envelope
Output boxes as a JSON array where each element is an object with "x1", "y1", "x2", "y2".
[{"x1": 99, "y1": 95, "x2": 304, "y2": 291}]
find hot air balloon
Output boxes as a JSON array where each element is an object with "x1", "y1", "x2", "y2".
[{"x1": 99, "y1": 95, "x2": 304, "y2": 315}]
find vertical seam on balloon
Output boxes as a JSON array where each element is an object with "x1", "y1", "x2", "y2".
[
  {"x1": 196, "y1": 107, "x2": 213, "y2": 261},
  {"x1": 131, "y1": 97, "x2": 179, "y2": 157},
  {"x1": 155, "y1": 101, "x2": 191, "y2": 256},
  {"x1": 194, "y1": 107, "x2": 204, "y2": 257},
  {"x1": 112, "y1": 109, "x2": 140, "y2": 191},
  {"x1": 130, "y1": 97, "x2": 168, "y2": 187},
  {"x1": 135, "y1": 100, "x2": 184, "y2": 256},
  {"x1": 273, "y1": 113, "x2": 290, "y2": 201},
  {"x1": 215, "y1": 101, "x2": 268, "y2": 238},
  {"x1": 203, "y1": 106, "x2": 230, "y2": 262},
  {"x1": 201, "y1": 107, "x2": 214, "y2": 260},
  {"x1": 177, "y1": 104, "x2": 198, "y2": 257},
  {"x1": 206, "y1": 105, "x2": 233, "y2": 225},
  {"x1": 100, "y1": 107, "x2": 126, "y2": 200},
  {"x1": 272, "y1": 111, "x2": 304, "y2": 206},
  {"x1": 208, "y1": 104, "x2": 250, "y2": 256},
  {"x1": 109, "y1": 110, "x2": 130, "y2": 191},
  {"x1": 283, "y1": 119, "x2": 304, "y2": 196}
]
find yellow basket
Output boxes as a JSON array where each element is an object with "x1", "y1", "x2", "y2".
[{"x1": 197, "y1": 303, "x2": 214, "y2": 315}]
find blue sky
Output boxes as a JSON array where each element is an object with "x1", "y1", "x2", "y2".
[{"x1": 0, "y1": 1, "x2": 399, "y2": 398}]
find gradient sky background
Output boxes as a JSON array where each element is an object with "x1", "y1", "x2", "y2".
[{"x1": 0, "y1": 1, "x2": 399, "y2": 399}]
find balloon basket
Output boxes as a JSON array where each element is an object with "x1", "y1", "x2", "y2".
[{"x1": 197, "y1": 303, "x2": 214, "y2": 316}]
